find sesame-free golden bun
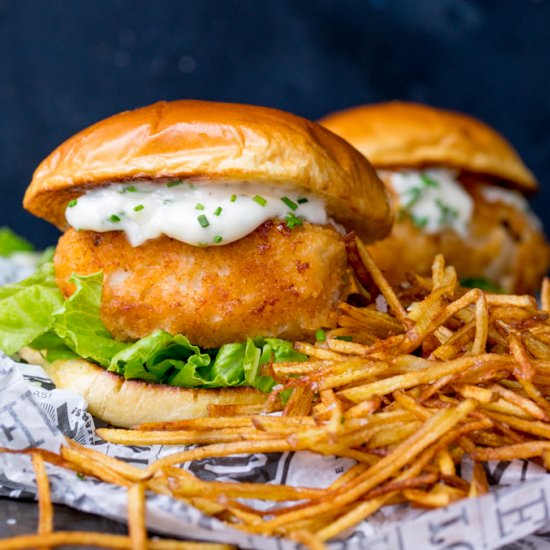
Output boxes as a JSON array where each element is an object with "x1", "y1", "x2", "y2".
[
  {"x1": 24, "y1": 99, "x2": 392, "y2": 243},
  {"x1": 20, "y1": 349, "x2": 267, "y2": 428},
  {"x1": 319, "y1": 101, "x2": 537, "y2": 191}
]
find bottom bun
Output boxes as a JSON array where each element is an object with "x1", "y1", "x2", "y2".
[{"x1": 20, "y1": 348, "x2": 268, "y2": 428}]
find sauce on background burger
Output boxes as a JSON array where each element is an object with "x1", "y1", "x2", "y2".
[
  {"x1": 320, "y1": 101, "x2": 550, "y2": 294},
  {"x1": 4, "y1": 100, "x2": 392, "y2": 427}
]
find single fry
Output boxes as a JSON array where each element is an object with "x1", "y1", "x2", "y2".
[
  {"x1": 31, "y1": 453, "x2": 53, "y2": 545},
  {"x1": 489, "y1": 383, "x2": 549, "y2": 421},
  {"x1": 128, "y1": 483, "x2": 147, "y2": 550},
  {"x1": 169, "y1": 474, "x2": 324, "y2": 501},
  {"x1": 288, "y1": 530, "x2": 328, "y2": 550},
  {"x1": 97, "y1": 427, "x2": 287, "y2": 446},
  {"x1": 284, "y1": 386, "x2": 315, "y2": 417},
  {"x1": 0, "y1": 532, "x2": 235, "y2": 549},
  {"x1": 68, "y1": 441, "x2": 151, "y2": 482},
  {"x1": 293, "y1": 342, "x2": 344, "y2": 361},
  {"x1": 469, "y1": 462, "x2": 489, "y2": 497},
  {"x1": 207, "y1": 403, "x2": 269, "y2": 416},
  {"x1": 60, "y1": 447, "x2": 132, "y2": 487},
  {"x1": 148, "y1": 440, "x2": 300, "y2": 472},
  {"x1": 354, "y1": 237, "x2": 410, "y2": 326},
  {"x1": 453, "y1": 384, "x2": 495, "y2": 404},
  {"x1": 471, "y1": 292, "x2": 489, "y2": 355},
  {"x1": 436, "y1": 449, "x2": 455, "y2": 477},
  {"x1": 541, "y1": 277, "x2": 550, "y2": 312},
  {"x1": 471, "y1": 441, "x2": 550, "y2": 461},
  {"x1": 485, "y1": 294, "x2": 536, "y2": 307}
]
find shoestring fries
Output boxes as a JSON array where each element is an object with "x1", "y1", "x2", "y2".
[
  {"x1": 2, "y1": 449, "x2": 232, "y2": 549},
  {"x1": 5, "y1": 239, "x2": 550, "y2": 547}
]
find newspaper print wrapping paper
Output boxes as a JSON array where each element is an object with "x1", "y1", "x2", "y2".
[
  {"x1": 3, "y1": 258, "x2": 550, "y2": 548},
  {"x1": 4, "y1": 354, "x2": 550, "y2": 550}
]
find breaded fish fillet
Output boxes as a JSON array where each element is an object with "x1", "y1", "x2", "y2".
[{"x1": 55, "y1": 221, "x2": 347, "y2": 348}]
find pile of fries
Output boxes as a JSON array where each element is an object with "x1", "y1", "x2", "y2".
[{"x1": 4, "y1": 238, "x2": 550, "y2": 549}]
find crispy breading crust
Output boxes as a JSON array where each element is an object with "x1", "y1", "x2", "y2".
[{"x1": 54, "y1": 222, "x2": 348, "y2": 348}]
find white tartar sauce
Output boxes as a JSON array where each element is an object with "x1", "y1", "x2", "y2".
[
  {"x1": 387, "y1": 168, "x2": 474, "y2": 236},
  {"x1": 65, "y1": 181, "x2": 328, "y2": 247}
]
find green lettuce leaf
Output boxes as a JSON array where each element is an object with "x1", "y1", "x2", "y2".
[
  {"x1": 194, "y1": 342, "x2": 246, "y2": 388},
  {"x1": 264, "y1": 338, "x2": 308, "y2": 363},
  {"x1": 244, "y1": 338, "x2": 262, "y2": 387},
  {"x1": 244, "y1": 338, "x2": 308, "y2": 393},
  {"x1": 0, "y1": 263, "x2": 64, "y2": 354},
  {"x1": 109, "y1": 335, "x2": 276, "y2": 390},
  {"x1": 0, "y1": 227, "x2": 34, "y2": 257},
  {"x1": 30, "y1": 331, "x2": 78, "y2": 362},
  {"x1": 37, "y1": 246, "x2": 56, "y2": 267},
  {"x1": 52, "y1": 272, "x2": 128, "y2": 366}
]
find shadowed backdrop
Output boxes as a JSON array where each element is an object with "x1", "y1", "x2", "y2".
[{"x1": 0, "y1": 0, "x2": 549, "y2": 247}]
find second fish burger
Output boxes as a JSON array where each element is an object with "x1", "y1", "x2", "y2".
[
  {"x1": 320, "y1": 102, "x2": 550, "y2": 294},
  {"x1": 19, "y1": 100, "x2": 392, "y2": 426}
]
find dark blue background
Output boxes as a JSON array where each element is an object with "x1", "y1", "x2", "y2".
[{"x1": 1, "y1": 0, "x2": 549, "y2": 247}]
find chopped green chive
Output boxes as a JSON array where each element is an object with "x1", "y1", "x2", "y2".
[
  {"x1": 402, "y1": 187, "x2": 422, "y2": 209},
  {"x1": 167, "y1": 180, "x2": 182, "y2": 188},
  {"x1": 436, "y1": 199, "x2": 459, "y2": 225},
  {"x1": 420, "y1": 174, "x2": 438, "y2": 187},
  {"x1": 281, "y1": 196, "x2": 298, "y2": 210},
  {"x1": 213, "y1": 206, "x2": 222, "y2": 216},
  {"x1": 335, "y1": 335, "x2": 353, "y2": 342},
  {"x1": 133, "y1": 204, "x2": 144, "y2": 212},
  {"x1": 253, "y1": 195, "x2": 267, "y2": 207},
  {"x1": 315, "y1": 329, "x2": 326, "y2": 342},
  {"x1": 285, "y1": 212, "x2": 303, "y2": 229},
  {"x1": 117, "y1": 185, "x2": 138, "y2": 193},
  {"x1": 411, "y1": 215, "x2": 428, "y2": 229},
  {"x1": 76, "y1": 472, "x2": 85, "y2": 480},
  {"x1": 109, "y1": 214, "x2": 121, "y2": 223},
  {"x1": 67, "y1": 199, "x2": 78, "y2": 208},
  {"x1": 195, "y1": 203, "x2": 205, "y2": 211},
  {"x1": 213, "y1": 235, "x2": 223, "y2": 244},
  {"x1": 297, "y1": 197, "x2": 309, "y2": 204},
  {"x1": 230, "y1": 194, "x2": 237, "y2": 202},
  {"x1": 197, "y1": 214, "x2": 209, "y2": 228}
]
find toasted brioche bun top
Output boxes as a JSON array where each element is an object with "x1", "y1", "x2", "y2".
[
  {"x1": 24, "y1": 100, "x2": 392, "y2": 243},
  {"x1": 319, "y1": 101, "x2": 537, "y2": 192}
]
